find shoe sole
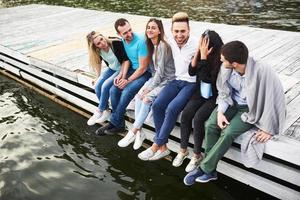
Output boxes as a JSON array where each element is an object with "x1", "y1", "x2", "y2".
[
  {"x1": 195, "y1": 177, "x2": 218, "y2": 183},
  {"x1": 183, "y1": 176, "x2": 195, "y2": 186}
]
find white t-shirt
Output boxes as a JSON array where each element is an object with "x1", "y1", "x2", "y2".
[
  {"x1": 169, "y1": 36, "x2": 198, "y2": 82},
  {"x1": 100, "y1": 48, "x2": 121, "y2": 71}
]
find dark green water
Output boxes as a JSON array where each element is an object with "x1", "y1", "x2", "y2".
[
  {"x1": 0, "y1": 74, "x2": 276, "y2": 200},
  {"x1": 0, "y1": 0, "x2": 299, "y2": 31}
]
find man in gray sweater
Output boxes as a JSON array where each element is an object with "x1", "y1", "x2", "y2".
[{"x1": 184, "y1": 41, "x2": 286, "y2": 185}]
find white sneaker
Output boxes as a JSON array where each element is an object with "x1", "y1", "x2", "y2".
[
  {"x1": 172, "y1": 151, "x2": 189, "y2": 167},
  {"x1": 133, "y1": 130, "x2": 146, "y2": 150},
  {"x1": 87, "y1": 110, "x2": 102, "y2": 126},
  {"x1": 118, "y1": 131, "x2": 136, "y2": 147},
  {"x1": 185, "y1": 156, "x2": 203, "y2": 172},
  {"x1": 149, "y1": 149, "x2": 171, "y2": 161},
  {"x1": 138, "y1": 147, "x2": 155, "y2": 161},
  {"x1": 96, "y1": 110, "x2": 111, "y2": 123}
]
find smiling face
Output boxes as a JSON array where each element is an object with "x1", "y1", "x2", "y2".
[
  {"x1": 146, "y1": 21, "x2": 160, "y2": 40},
  {"x1": 171, "y1": 21, "x2": 189, "y2": 46},
  {"x1": 92, "y1": 34, "x2": 108, "y2": 49},
  {"x1": 117, "y1": 22, "x2": 133, "y2": 43}
]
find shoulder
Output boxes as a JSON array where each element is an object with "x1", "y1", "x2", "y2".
[
  {"x1": 110, "y1": 38, "x2": 123, "y2": 46},
  {"x1": 187, "y1": 36, "x2": 198, "y2": 48}
]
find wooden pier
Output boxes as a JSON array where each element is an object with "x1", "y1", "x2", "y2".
[{"x1": 0, "y1": 4, "x2": 300, "y2": 200}]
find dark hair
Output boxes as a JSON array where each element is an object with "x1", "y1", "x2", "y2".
[
  {"x1": 145, "y1": 18, "x2": 170, "y2": 65},
  {"x1": 114, "y1": 18, "x2": 129, "y2": 33},
  {"x1": 202, "y1": 30, "x2": 224, "y2": 81},
  {"x1": 172, "y1": 12, "x2": 189, "y2": 26},
  {"x1": 221, "y1": 41, "x2": 248, "y2": 64}
]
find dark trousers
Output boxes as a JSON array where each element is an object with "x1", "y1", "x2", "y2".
[{"x1": 180, "y1": 96, "x2": 216, "y2": 154}]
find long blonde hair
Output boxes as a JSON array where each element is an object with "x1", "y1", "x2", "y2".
[{"x1": 86, "y1": 31, "x2": 111, "y2": 74}]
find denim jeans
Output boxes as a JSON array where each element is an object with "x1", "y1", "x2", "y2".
[
  {"x1": 94, "y1": 67, "x2": 119, "y2": 111},
  {"x1": 133, "y1": 96, "x2": 152, "y2": 129},
  {"x1": 109, "y1": 69, "x2": 151, "y2": 128},
  {"x1": 152, "y1": 80, "x2": 196, "y2": 146}
]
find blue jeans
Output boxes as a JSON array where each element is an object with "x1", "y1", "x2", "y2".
[
  {"x1": 152, "y1": 80, "x2": 196, "y2": 146},
  {"x1": 133, "y1": 96, "x2": 152, "y2": 129},
  {"x1": 94, "y1": 68, "x2": 118, "y2": 111},
  {"x1": 109, "y1": 69, "x2": 151, "y2": 128}
]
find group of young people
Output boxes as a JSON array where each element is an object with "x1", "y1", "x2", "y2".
[{"x1": 86, "y1": 12, "x2": 286, "y2": 185}]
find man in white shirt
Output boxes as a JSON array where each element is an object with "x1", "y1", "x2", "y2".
[{"x1": 138, "y1": 12, "x2": 198, "y2": 161}]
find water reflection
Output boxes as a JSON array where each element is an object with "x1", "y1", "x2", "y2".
[{"x1": 1, "y1": 0, "x2": 299, "y2": 31}]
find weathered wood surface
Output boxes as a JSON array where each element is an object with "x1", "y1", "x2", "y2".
[{"x1": 1, "y1": 4, "x2": 299, "y2": 139}]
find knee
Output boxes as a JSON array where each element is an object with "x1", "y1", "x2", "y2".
[
  {"x1": 205, "y1": 118, "x2": 216, "y2": 132},
  {"x1": 166, "y1": 104, "x2": 180, "y2": 116},
  {"x1": 222, "y1": 130, "x2": 236, "y2": 142},
  {"x1": 181, "y1": 108, "x2": 192, "y2": 124},
  {"x1": 123, "y1": 87, "x2": 136, "y2": 98},
  {"x1": 152, "y1": 99, "x2": 162, "y2": 112},
  {"x1": 109, "y1": 85, "x2": 119, "y2": 96},
  {"x1": 194, "y1": 112, "x2": 207, "y2": 125}
]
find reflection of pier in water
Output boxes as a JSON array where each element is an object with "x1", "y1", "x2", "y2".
[{"x1": 0, "y1": 4, "x2": 299, "y2": 200}]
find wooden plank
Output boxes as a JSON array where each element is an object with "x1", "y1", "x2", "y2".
[
  {"x1": 284, "y1": 94, "x2": 300, "y2": 137},
  {"x1": 0, "y1": 45, "x2": 30, "y2": 64},
  {"x1": 29, "y1": 57, "x2": 78, "y2": 82},
  {"x1": 0, "y1": 54, "x2": 98, "y2": 103},
  {"x1": 0, "y1": 61, "x2": 20, "y2": 76},
  {"x1": 20, "y1": 71, "x2": 96, "y2": 113},
  {"x1": 217, "y1": 162, "x2": 300, "y2": 200}
]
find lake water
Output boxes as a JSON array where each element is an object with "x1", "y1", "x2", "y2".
[
  {"x1": 1, "y1": 0, "x2": 299, "y2": 31},
  {"x1": 1, "y1": 0, "x2": 296, "y2": 199}
]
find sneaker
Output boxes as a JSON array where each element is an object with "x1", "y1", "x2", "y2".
[
  {"x1": 138, "y1": 147, "x2": 155, "y2": 161},
  {"x1": 195, "y1": 171, "x2": 218, "y2": 183},
  {"x1": 96, "y1": 110, "x2": 111, "y2": 123},
  {"x1": 95, "y1": 122, "x2": 114, "y2": 136},
  {"x1": 183, "y1": 168, "x2": 204, "y2": 186},
  {"x1": 118, "y1": 130, "x2": 136, "y2": 147},
  {"x1": 172, "y1": 151, "x2": 189, "y2": 167},
  {"x1": 133, "y1": 130, "x2": 146, "y2": 150},
  {"x1": 185, "y1": 156, "x2": 203, "y2": 172},
  {"x1": 149, "y1": 149, "x2": 170, "y2": 161},
  {"x1": 87, "y1": 110, "x2": 102, "y2": 126},
  {"x1": 104, "y1": 126, "x2": 126, "y2": 135}
]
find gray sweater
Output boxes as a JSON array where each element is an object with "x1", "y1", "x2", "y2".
[
  {"x1": 217, "y1": 57, "x2": 286, "y2": 167},
  {"x1": 146, "y1": 41, "x2": 176, "y2": 91}
]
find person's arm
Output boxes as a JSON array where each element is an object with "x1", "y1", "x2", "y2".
[
  {"x1": 118, "y1": 39, "x2": 149, "y2": 89},
  {"x1": 189, "y1": 36, "x2": 212, "y2": 76},
  {"x1": 216, "y1": 97, "x2": 230, "y2": 129},
  {"x1": 255, "y1": 130, "x2": 272, "y2": 143},
  {"x1": 118, "y1": 57, "x2": 148, "y2": 89},
  {"x1": 127, "y1": 56, "x2": 149, "y2": 82},
  {"x1": 146, "y1": 43, "x2": 167, "y2": 90},
  {"x1": 114, "y1": 60, "x2": 130, "y2": 86}
]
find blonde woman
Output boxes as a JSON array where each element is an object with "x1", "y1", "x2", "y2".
[{"x1": 86, "y1": 31, "x2": 130, "y2": 125}]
